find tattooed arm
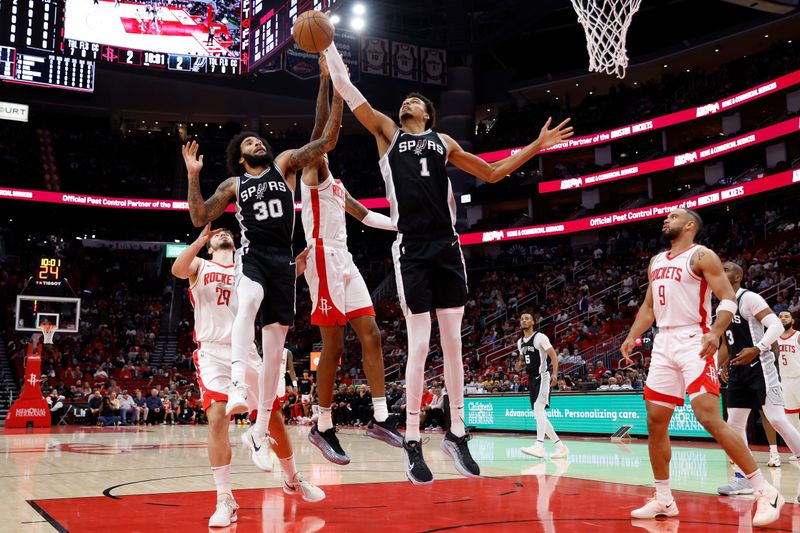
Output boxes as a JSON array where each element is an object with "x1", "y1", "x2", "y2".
[
  {"x1": 310, "y1": 57, "x2": 331, "y2": 142},
  {"x1": 277, "y1": 92, "x2": 344, "y2": 175},
  {"x1": 183, "y1": 141, "x2": 236, "y2": 227}
]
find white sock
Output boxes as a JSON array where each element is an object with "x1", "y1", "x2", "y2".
[
  {"x1": 770, "y1": 444, "x2": 778, "y2": 454},
  {"x1": 372, "y1": 397, "x2": 388, "y2": 422},
  {"x1": 449, "y1": 405, "x2": 465, "y2": 437},
  {"x1": 406, "y1": 411, "x2": 421, "y2": 442},
  {"x1": 211, "y1": 464, "x2": 232, "y2": 496},
  {"x1": 318, "y1": 407, "x2": 333, "y2": 432},
  {"x1": 279, "y1": 455, "x2": 298, "y2": 481},
  {"x1": 654, "y1": 479, "x2": 672, "y2": 502},
  {"x1": 746, "y1": 469, "x2": 771, "y2": 493}
]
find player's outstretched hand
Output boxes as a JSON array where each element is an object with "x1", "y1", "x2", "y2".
[
  {"x1": 196, "y1": 223, "x2": 224, "y2": 246},
  {"x1": 698, "y1": 332, "x2": 720, "y2": 360},
  {"x1": 182, "y1": 141, "x2": 204, "y2": 176},
  {"x1": 731, "y1": 346, "x2": 760, "y2": 366},
  {"x1": 620, "y1": 336, "x2": 636, "y2": 365},
  {"x1": 537, "y1": 117, "x2": 574, "y2": 150},
  {"x1": 295, "y1": 246, "x2": 312, "y2": 277}
]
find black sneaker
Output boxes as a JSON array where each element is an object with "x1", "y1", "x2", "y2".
[
  {"x1": 403, "y1": 439, "x2": 433, "y2": 485},
  {"x1": 440, "y1": 431, "x2": 480, "y2": 478},
  {"x1": 366, "y1": 416, "x2": 403, "y2": 448},
  {"x1": 308, "y1": 423, "x2": 350, "y2": 465}
]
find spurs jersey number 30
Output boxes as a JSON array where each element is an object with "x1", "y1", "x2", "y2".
[
  {"x1": 650, "y1": 244, "x2": 711, "y2": 330},
  {"x1": 236, "y1": 167, "x2": 295, "y2": 250},
  {"x1": 188, "y1": 259, "x2": 235, "y2": 345},
  {"x1": 379, "y1": 129, "x2": 456, "y2": 235}
]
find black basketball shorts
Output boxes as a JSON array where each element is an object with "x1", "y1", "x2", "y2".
[
  {"x1": 236, "y1": 245, "x2": 296, "y2": 327},
  {"x1": 391, "y1": 233, "x2": 468, "y2": 315},
  {"x1": 529, "y1": 372, "x2": 551, "y2": 409},
  {"x1": 725, "y1": 361, "x2": 783, "y2": 409}
]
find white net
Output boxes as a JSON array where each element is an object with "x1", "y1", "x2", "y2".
[
  {"x1": 40, "y1": 324, "x2": 57, "y2": 345},
  {"x1": 571, "y1": 0, "x2": 642, "y2": 79}
]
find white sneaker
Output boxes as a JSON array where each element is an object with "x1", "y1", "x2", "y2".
[
  {"x1": 284, "y1": 473, "x2": 326, "y2": 503},
  {"x1": 752, "y1": 486, "x2": 785, "y2": 527},
  {"x1": 550, "y1": 445, "x2": 569, "y2": 459},
  {"x1": 768, "y1": 451, "x2": 781, "y2": 468},
  {"x1": 789, "y1": 455, "x2": 799, "y2": 463},
  {"x1": 208, "y1": 493, "x2": 238, "y2": 527},
  {"x1": 520, "y1": 444, "x2": 546, "y2": 458},
  {"x1": 630, "y1": 497, "x2": 679, "y2": 519},
  {"x1": 225, "y1": 381, "x2": 249, "y2": 416},
  {"x1": 241, "y1": 427, "x2": 273, "y2": 472}
]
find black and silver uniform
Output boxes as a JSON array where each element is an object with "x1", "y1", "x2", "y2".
[
  {"x1": 235, "y1": 166, "x2": 295, "y2": 251},
  {"x1": 518, "y1": 332, "x2": 548, "y2": 376},
  {"x1": 380, "y1": 129, "x2": 456, "y2": 236}
]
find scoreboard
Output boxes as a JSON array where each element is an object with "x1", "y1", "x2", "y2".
[
  {"x1": 244, "y1": 0, "x2": 337, "y2": 72},
  {"x1": 0, "y1": 0, "x2": 96, "y2": 92}
]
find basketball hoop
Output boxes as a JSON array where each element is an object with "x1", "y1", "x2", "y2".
[
  {"x1": 571, "y1": 0, "x2": 642, "y2": 79},
  {"x1": 40, "y1": 323, "x2": 57, "y2": 345}
]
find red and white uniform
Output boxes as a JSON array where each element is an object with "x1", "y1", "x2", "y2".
[
  {"x1": 778, "y1": 331, "x2": 800, "y2": 413},
  {"x1": 189, "y1": 259, "x2": 260, "y2": 410},
  {"x1": 301, "y1": 174, "x2": 375, "y2": 326},
  {"x1": 645, "y1": 245, "x2": 719, "y2": 406}
]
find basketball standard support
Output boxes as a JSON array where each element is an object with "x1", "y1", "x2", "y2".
[{"x1": 5, "y1": 340, "x2": 50, "y2": 429}]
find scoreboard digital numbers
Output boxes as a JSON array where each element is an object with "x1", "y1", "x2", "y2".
[
  {"x1": 245, "y1": 0, "x2": 337, "y2": 72},
  {"x1": 0, "y1": 0, "x2": 62, "y2": 53},
  {"x1": 9, "y1": 52, "x2": 94, "y2": 91}
]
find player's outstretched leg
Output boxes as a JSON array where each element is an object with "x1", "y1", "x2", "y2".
[
  {"x1": 350, "y1": 315, "x2": 403, "y2": 447},
  {"x1": 308, "y1": 325, "x2": 350, "y2": 465},
  {"x1": 403, "y1": 311, "x2": 434, "y2": 484},
  {"x1": 206, "y1": 402, "x2": 239, "y2": 528},
  {"x1": 270, "y1": 405, "x2": 325, "y2": 502}
]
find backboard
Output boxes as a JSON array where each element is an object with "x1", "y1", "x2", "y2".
[{"x1": 15, "y1": 295, "x2": 81, "y2": 333}]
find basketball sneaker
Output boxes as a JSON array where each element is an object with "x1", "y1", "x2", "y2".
[
  {"x1": 366, "y1": 415, "x2": 403, "y2": 447},
  {"x1": 630, "y1": 519, "x2": 680, "y2": 533},
  {"x1": 403, "y1": 439, "x2": 433, "y2": 485},
  {"x1": 717, "y1": 475, "x2": 754, "y2": 495},
  {"x1": 752, "y1": 485, "x2": 785, "y2": 527},
  {"x1": 768, "y1": 451, "x2": 781, "y2": 468},
  {"x1": 308, "y1": 423, "x2": 350, "y2": 465},
  {"x1": 550, "y1": 444, "x2": 570, "y2": 459},
  {"x1": 283, "y1": 473, "x2": 326, "y2": 503},
  {"x1": 208, "y1": 493, "x2": 238, "y2": 527},
  {"x1": 520, "y1": 443, "x2": 546, "y2": 458},
  {"x1": 225, "y1": 380, "x2": 249, "y2": 416},
  {"x1": 440, "y1": 431, "x2": 480, "y2": 478},
  {"x1": 241, "y1": 427, "x2": 274, "y2": 472},
  {"x1": 630, "y1": 496, "x2": 679, "y2": 519}
]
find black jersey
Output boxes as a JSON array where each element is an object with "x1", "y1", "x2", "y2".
[
  {"x1": 725, "y1": 289, "x2": 776, "y2": 382},
  {"x1": 235, "y1": 166, "x2": 294, "y2": 251},
  {"x1": 517, "y1": 332, "x2": 550, "y2": 376},
  {"x1": 380, "y1": 129, "x2": 456, "y2": 236}
]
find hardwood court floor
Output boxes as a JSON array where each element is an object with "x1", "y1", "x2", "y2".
[{"x1": 3, "y1": 425, "x2": 800, "y2": 532}]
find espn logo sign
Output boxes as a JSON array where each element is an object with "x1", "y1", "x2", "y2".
[
  {"x1": 560, "y1": 177, "x2": 583, "y2": 190},
  {"x1": 482, "y1": 230, "x2": 505, "y2": 243}
]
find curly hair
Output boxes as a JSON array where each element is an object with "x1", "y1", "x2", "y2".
[
  {"x1": 406, "y1": 92, "x2": 436, "y2": 130},
  {"x1": 225, "y1": 132, "x2": 273, "y2": 176}
]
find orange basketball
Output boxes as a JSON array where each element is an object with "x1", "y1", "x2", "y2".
[{"x1": 292, "y1": 11, "x2": 335, "y2": 53}]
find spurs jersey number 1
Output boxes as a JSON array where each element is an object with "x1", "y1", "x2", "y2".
[
  {"x1": 650, "y1": 244, "x2": 711, "y2": 330},
  {"x1": 379, "y1": 129, "x2": 456, "y2": 235},
  {"x1": 188, "y1": 259, "x2": 235, "y2": 345},
  {"x1": 235, "y1": 167, "x2": 294, "y2": 249}
]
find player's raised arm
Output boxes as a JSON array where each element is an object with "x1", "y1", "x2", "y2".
[
  {"x1": 693, "y1": 247, "x2": 737, "y2": 358},
  {"x1": 323, "y1": 40, "x2": 397, "y2": 144},
  {"x1": 279, "y1": 91, "x2": 344, "y2": 175},
  {"x1": 182, "y1": 141, "x2": 236, "y2": 226},
  {"x1": 344, "y1": 191, "x2": 396, "y2": 231},
  {"x1": 441, "y1": 117, "x2": 573, "y2": 183},
  {"x1": 171, "y1": 224, "x2": 221, "y2": 281},
  {"x1": 310, "y1": 56, "x2": 331, "y2": 143}
]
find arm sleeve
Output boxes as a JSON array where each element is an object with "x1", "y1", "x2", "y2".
[
  {"x1": 757, "y1": 313, "x2": 784, "y2": 352},
  {"x1": 362, "y1": 210, "x2": 397, "y2": 231},
  {"x1": 323, "y1": 42, "x2": 366, "y2": 110}
]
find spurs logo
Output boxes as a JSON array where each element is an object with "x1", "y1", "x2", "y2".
[{"x1": 319, "y1": 298, "x2": 332, "y2": 316}]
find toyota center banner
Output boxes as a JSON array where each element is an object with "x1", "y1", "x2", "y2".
[{"x1": 465, "y1": 393, "x2": 712, "y2": 438}]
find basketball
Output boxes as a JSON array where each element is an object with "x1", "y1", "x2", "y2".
[{"x1": 292, "y1": 11, "x2": 334, "y2": 53}]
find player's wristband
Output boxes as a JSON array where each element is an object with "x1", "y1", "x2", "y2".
[{"x1": 716, "y1": 299, "x2": 737, "y2": 315}]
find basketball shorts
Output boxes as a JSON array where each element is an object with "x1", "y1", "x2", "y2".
[
  {"x1": 726, "y1": 358, "x2": 783, "y2": 409},
  {"x1": 783, "y1": 377, "x2": 800, "y2": 413},
  {"x1": 529, "y1": 372, "x2": 551, "y2": 409},
  {"x1": 644, "y1": 325, "x2": 720, "y2": 407},
  {"x1": 304, "y1": 241, "x2": 375, "y2": 326},
  {"x1": 236, "y1": 245, "x2": 295, "y2": 326},
  {"x1": 194, "y1": 342, "x2": 261, "y2": 411},
  {"x1": 391, "y1": 232, "x2": 468, "y2": 315}
]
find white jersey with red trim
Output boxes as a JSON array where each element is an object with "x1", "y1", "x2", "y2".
[
  {"x1": 301, "y1": 174, "x2": 348, "y2": 246},
  {"x1": 650, "y1": 245, "x2": 711, "y2": 330},
  {"x1": 188, "y1": 259, "x2": 236, "y2": 344},
  {"x1": 778, "y1": 330, "x2": 800, "y2": 378}
]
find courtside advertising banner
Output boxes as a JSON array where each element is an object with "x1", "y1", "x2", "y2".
[
  {"x1": 465, "y1": 393, "x2": 711, "y2": 438},
  {"x1": 0, "y1": 101, "x2": 29, "y2": 122}
]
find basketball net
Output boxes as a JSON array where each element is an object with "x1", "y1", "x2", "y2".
[
  {"x1": 571, "y1": 0, "x2": 641, "y2": 79},
  {"x1": 40, "y1": 323, "x2": 57, "y2": 345}
]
